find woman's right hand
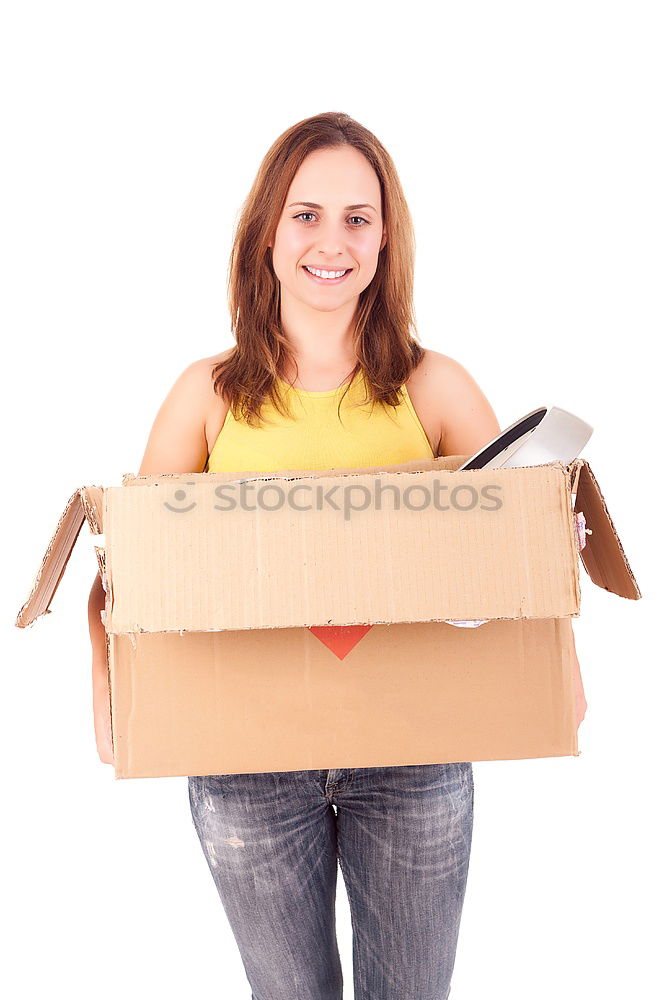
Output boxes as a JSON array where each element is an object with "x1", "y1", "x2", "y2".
[{"x1": 89, "y1": 574, "x2": 114, "y2": 766}]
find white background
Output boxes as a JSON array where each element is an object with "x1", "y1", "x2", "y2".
[{"x1": 1, "y1": 2, "x2": 664, "y2": 997}]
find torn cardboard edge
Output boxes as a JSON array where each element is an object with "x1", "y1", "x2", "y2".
[
  {"x1": 15, "y1": 486, "x2": 105, "y2": 629},
  {"x1": 120, "y1": 452, "x2": 466, "y2": 486}
]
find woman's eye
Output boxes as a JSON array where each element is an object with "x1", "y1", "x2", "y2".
[{"x1": 293, "y1": 212, "x2": 369, "y2": 227}]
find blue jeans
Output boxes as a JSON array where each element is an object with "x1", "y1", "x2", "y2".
[{"x1": 188, "y1": 762, "x2": 474, "y2": 1000}]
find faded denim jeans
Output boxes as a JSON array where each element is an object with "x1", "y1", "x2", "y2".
[{"x1": 188, "y1": 762, "x2": 474, "y2": 1000}]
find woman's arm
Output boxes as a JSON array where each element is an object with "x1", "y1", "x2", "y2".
[
  {"x1": 429, "y1": 353, "x2": 501, "y2": 457},
  {"x1": 136, "y1": 359, "x2": 214, "y2": 476},
  {"x1": 88, "y1": 358, "x2": 216, "y2": 764}
]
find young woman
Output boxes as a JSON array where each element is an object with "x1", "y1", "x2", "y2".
[{"x1": 88, "y1": 112, "x2": 587, "y2": 999}]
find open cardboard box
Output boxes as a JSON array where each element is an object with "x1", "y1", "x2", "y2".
[{"x1": 16, "y1": 454, "x2": 640, "y2": 779}]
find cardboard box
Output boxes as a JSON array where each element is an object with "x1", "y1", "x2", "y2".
[{"x1": 16, "y1": 454, "x2": 640, "y2": 779}]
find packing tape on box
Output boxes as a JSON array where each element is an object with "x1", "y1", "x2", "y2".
[{"x1": 574, "y1": 511, "x2": 590, "y2": 551}]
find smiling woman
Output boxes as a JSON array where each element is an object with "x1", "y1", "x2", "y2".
[{"x1": 89, "y1": 110, "x2": 500, "y2": 1000}]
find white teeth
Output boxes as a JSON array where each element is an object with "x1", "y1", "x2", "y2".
[{"x1": 305, "y1": 266, "x2": 348, "y2": 279}]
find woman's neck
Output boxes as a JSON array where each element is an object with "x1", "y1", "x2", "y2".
[{"x1": 279, "y1": 356, "x2": 358, "y2": 393}]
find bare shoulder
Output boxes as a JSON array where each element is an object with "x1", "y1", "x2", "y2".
[
  {"x1": 409, "y1": 349, "x2": 501, "y2": 457},
  {"x1": 409, "y1": 348, "x2": 488, "y2": 393},
  {"x1": 137, "y1": 349, "x2": 233, "y2": 476},
  {"x1": 178, "y1": 347, "x2": 234, "y2": 423}
]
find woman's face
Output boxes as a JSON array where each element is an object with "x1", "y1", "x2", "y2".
[{"x1": 271, "y1": 145, "x2": 386, "y2": 314}]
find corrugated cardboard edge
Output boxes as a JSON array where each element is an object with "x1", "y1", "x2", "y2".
[
  {"x1": 15, "y1": 486, "x2": 105, "y2": 628},
  {"x1": 119, "y1": 453, "x2": 471, "y2": 487},
  {"x1": 570, "y1": 459, "x2": 641, "y2": 599}
]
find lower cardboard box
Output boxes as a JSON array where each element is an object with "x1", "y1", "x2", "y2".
[{"x1": 110, "y1": 618, "x2": 579, "y2": 779}]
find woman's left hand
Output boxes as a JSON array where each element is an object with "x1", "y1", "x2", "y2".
[{"x1": 572, "y1": 644, "x2": 588, "y2": 728}]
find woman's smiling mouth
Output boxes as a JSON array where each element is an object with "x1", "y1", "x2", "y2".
[{"x1": 302, "y1": 265, "x2": 353, "y2": 285}]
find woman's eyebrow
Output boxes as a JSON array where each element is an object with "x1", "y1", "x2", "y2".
[{"x1": 288, "y1": 201, "x2": 378, "y2": 213}]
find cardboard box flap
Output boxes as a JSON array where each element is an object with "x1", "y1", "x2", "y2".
[
  {"x1": 571, "y1": 460, "x2": 641, "y2": 599},
  {"x1": 15, "y1": 486, "x2": 104, "y2": 628}
]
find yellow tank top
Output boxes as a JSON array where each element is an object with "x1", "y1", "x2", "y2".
[{"x1": 205, "y1": 368, "x2": 436, "y2": 473}]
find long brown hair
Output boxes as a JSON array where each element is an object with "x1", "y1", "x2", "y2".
[{"x1": 212, "y1": 111, "x2": 426, "y2": 427}]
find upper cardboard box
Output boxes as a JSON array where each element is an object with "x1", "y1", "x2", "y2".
[{"x1": 16, "y1": 454, "x2": 640, "y2": 633}]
